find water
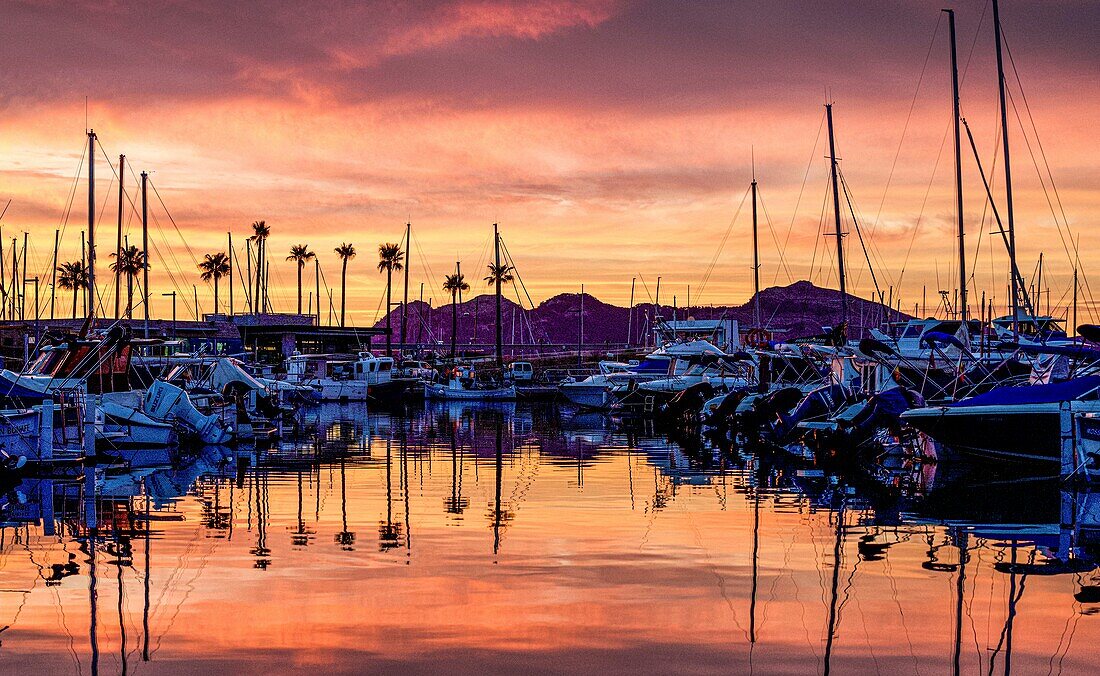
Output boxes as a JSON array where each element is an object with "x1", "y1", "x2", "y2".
[{"x1": 1, "y1": 402, "x2": 1098, "y2": 674}]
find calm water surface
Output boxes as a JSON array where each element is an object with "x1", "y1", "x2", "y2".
[{"x1": 0, "y1": 402, "x2": 1097, "y2": 674}]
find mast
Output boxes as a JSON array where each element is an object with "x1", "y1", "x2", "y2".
[
  {"x1": 87, "y1": 130, "x2": 96, "y2": 319},
  {"x1": 627, "y1": 277, "x2": 635, "y2": 347},
  {"x1": 751, "y1": 163, "x2": 761, "y2": 329},
  {"x1": 945, "y1": 9, "x2": 967, "y2": 324},
  {"x1": 494, "y1": 223, "x2": 503, "y2": 368},
  {"x1": 115, "y1": 154, "x2": 124, "y2": 319},
  {"x1": 951, "y1": 528, "x2": 968, "y2": 676},
  {"x1": 246, "y1": 239, "x2": 252, "y2": 313},
  {"x1": 992, "y1": 0, "x2": 1020, "y2": 334},
  {"x1": 141, "y1": 171, "x2": 149, "y2": 337},
  {"x1": 315, "y1": 257, "x2": 321, "y2": 325},
  {"x1": 50, "y1": 229, "x2": 59, "y2": 319},
  {"x1": 0, "y1": 225, "x2": 4, "y2": 321},
  {"x1": 1073, "y1": 267, "x2": 1079, "y2": 341},
  {"x1": 578, "y1": 284, "x2": 584, "y2": 366},
  {"x1": 228, "y1": 231, "x2": 234, "y2": 316},
  {"x1": 653, "y1": 276, "x2": 661, "y2": 347},
  {"x1": 825, "y1": 104, "x2": 848, "y2": 326},
  {"x1": 20, "y1": 232, "x2": 27, "y2": 320},
  {"x1": 401, "y1": 221, "x2": 411, "y2": 349}
]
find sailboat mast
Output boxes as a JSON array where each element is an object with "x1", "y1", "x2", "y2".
[
  {"x1": 627, "y1": 277, "x2": 635, "y2": 347},
  {"x1": 494, "y1": 223, "x2": 503, "y2": 368},
  {"x1": 992, "y1": 0, "x2": 1020, "y2": 334},
  {"x1": 945, "y1": 9, "x2": 967, "y2": 324},
  {"x1": 228, "y1": 231, "x2": 234, "y2": 316},
  {"x1": 115, "y1": 154, "x2": 124, "y2": 319},
  {"x1": 825, "y1": 103, "x2": 848, "y2": 326},
  {"x1": 50, "y1": 229, "x2": 59, "y2": 320},
  {"x1": 751, "y1": 171, "x2": 761, "y2": 329},
  {"x1": 87, "y1": 130, "x2": 96, "y2": 319},
  {"x1": 141, "y1": 171, "x2": 149, "y2": 337},
  {"x1": 402, "y1": 221, "x2": 411, "y2": 349}
]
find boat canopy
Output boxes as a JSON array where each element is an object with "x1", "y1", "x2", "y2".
[
  {"x1": 997, "y1": 342, "x2": 1100, "y2": 362},
  {"x1": 920, "y1": 331, "x2": 967, "y2": 350},
  {"x1": 948, "y1": 375, "x2": 1100, "y2": 408}
]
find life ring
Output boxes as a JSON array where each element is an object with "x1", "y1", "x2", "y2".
[{"x1": 745, "y1": 328, "x2": 768, "y2": 348}]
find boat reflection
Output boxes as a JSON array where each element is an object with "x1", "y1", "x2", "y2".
[{"x1": 0, "y1": 403, "x2": 1096, "y2": 674}]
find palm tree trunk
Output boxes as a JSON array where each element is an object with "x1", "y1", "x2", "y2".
[
  {"x1": 297, "y1": 262, "x2": 303, "y2": 315},
  {"x1": 214, "y1": 276, "x2": 220, "y2": 316},
  {"x1": 72, "y1": 288, "x2": 78, "y2": 319},
  {"x1": 127, "y1": 275, "x2": 133, "y2": 318},
  {"x1": 385, "y1": 269, "x2": 393, "y2": 354},
  {"x1": 450, "y1": 291, "x2": 458, "y2": 359},
  {"x1": 340, "y1": 259, "x2": 348, "y2": 327}
]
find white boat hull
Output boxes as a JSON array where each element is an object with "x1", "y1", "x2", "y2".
[{"x1": 424, "y1": 383, "x2": 516, "y2": 401}]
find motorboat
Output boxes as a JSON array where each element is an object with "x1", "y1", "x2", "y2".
[
  {"x1": 559, "y1": 340, "x2": 728, "y2": 409},
  {"x1": 901, "y1": 375, "x2": 1100, "y2": 463},
  {"x1": 284, "y1": 351, "x2": 394, "y2": 401},
  {"x1": 424, "y1": 366, "x2": 515, "y2": 401}
]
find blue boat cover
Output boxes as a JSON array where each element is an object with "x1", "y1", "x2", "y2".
[
  {"x1": 634, "y1": 357, "x2": 673, "y2": 375},
  {"x1": 997, "y1": 342, "x2": 1100, "y2": 361},
  {"x1": 920, "y1": 331, "x2": 966, "y2": 349},
  {"x1": 948, "y1": 375, "x2": 1100, "y2": 408}
]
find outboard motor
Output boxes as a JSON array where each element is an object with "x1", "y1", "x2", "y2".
[
  {"x1": 771, "y1": 383, "x2": 854, "y2": 443},
  {"x1": 144, "y1": 380, "x2": 230, "y2": 445}
]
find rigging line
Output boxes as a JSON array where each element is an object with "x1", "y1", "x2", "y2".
[
  {"x1": 756, "y1": 187, "x2": 793, "y2": 283},
  {"x1": 839, "y1": 168, "x2": 894, "y2": 292},
  {"x1": 958, "y1": 0, "x2": 989, "y2": 91},
  {"x1": 696, "y1": 184, "x2": 751, "y2": 302},
  {"x1": 808, "y1": 173, "x2": 831, "y2": 285},
  {"x1": 839, "y1": 169, "x2": 883, "y2": 303},
  {"x1": 1004, "y1": 88, "x2": 1082, "y2": 293},
  {"x1": 869, "y1": 11, "x2": 943, "y2": 238},
  {"x1": 230, "y1": 244, "x2": 252, "y2": 310},
  {"x1": 895, "y1": 113, "x2": 951, "y2": 292},
  {"x1": 1001, "y1": 39, "x2": 1096, "y2": 318},
  {"x1": 500, "y1": 238, "x2": 536, "y2": 310},
  {"x1": 413, "y1": 237, "x2": 438, "y2": 294},
  {"x1": 775, "y1": 109, "x2": 826, "y2": 285},
  {"x1": 148, "y1": 179, "x2": 202, "y2": 270},
  {"x1": 636, "y1": 274, "x2": 654, "y2": 304},
  {"x1": 147, "y1": 197, "x2": 199, "y2": 304},
  {"x1": 51, "y1": 140, "x2": 87, "y2": 275}
]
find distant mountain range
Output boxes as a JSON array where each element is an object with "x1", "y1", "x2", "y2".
[{"x1": 376, "y1": 280, "x2": 910, "y2": 347}]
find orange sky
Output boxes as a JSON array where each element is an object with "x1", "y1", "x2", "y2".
[{"x1": 0, "y1": 0, "x2": 1097, "y2": 325}]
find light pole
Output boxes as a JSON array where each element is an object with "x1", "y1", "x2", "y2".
[{"x1": 161, "y1": 292, "x2": 177, "y2": 340}]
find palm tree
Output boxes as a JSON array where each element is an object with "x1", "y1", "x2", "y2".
[
  {"x1": 249, "y1": 220, "x2": 270, "y2": 313},
  {"x1": 442, "y1": 271, "x2": 469, "y2": 359},
  {"x1": 334, "y1": 243, "x2": 356, "y2": 327},
  {"x1": 286, "y1": 244, "x2": 316, "y2": 315},
  {"x1": 56, "y1": 260, "x2": 88, "y2": 319},
  {"x1": 377, "y1": 242, "x2": 404, "y2": 354},
  {"x1": 198, "y1": 252, "x2": 231, "y2": 316},
  {"x1": 109, "y1": 245, "x2": 147, "y2": 319},
  {"x1": 485, "y1": 262, "x2": 514, "y2": 367}
]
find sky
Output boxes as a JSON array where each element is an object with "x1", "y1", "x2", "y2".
[{"x1": 0, "y1": 0, "x2": 1098, "y2": 325}]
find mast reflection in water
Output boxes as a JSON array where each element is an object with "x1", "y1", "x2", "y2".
[{"x1": 0, "y1": 402, "x2": 1098, "y2": 674}]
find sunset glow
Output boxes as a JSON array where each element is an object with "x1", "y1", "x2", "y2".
[{"x1": 1, "y1": 0, "x2": 1097, "y2": 323}]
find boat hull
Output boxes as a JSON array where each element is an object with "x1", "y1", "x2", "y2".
[
  {"x1": 560, "y1": 383, "x2": 610, "y2": 409},
  {"x1": 901, "y1": 404, "x2": 1061, "y2": 462},
  {"x1": 424, "y1": 383, "x2": 516, "y2": 401}
]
